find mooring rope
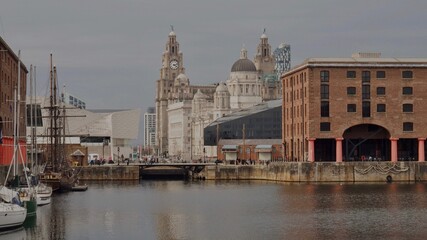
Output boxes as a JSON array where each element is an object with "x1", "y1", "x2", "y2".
[{"x1": 355, "y1": 162, "x2": 409, "y2": 175}]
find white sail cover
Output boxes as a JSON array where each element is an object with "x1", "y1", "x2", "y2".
[{"x1": 0, "y1": 186, "x2": 19, "y2": 203}]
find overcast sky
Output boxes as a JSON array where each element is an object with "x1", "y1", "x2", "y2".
[{"x1": 1, "y1": 1, "x2": 427, "y2": 143}]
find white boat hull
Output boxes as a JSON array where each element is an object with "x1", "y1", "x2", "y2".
[
  {"x1": 36, "y1": 184, "x2": 52, "y2": 206},
  {"x1": 0, "y1": 203, "x2": 27, "y2": 229},
  {"x1": 36, "y1": 193, "x2": 51, "y2": 206}
]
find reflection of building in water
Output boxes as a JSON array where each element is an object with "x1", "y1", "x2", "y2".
[
  {"x1": 49, "y1": 199, "x2": 66, "y2": 240},
  {"x1": 156, "y1": 214, "x2": 188, "y2": 240},
  {"x1": 156, "y1": 214, "x2": 174, "y2": 240}
]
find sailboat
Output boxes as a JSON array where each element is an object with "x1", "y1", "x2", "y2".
[
  {"x1": 28, "y1": 65, "x2": 53, "y2": 205},
  {"x1": 0, "y1": 202, "x2": 26, "y2": 230},
  {"x1": 0, "y1": 186, "x2": 27, "y2": 230},
  {"x1": 4, "y1": 50, "x2": 37, "y2": 218},
  {"x1": 38, "y1": 54, "x2": 78, "y2": 192}
]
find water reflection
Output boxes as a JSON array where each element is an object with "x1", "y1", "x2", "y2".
[
  {"x1": 0, "y1": 227, "x2": 26, "y2": 240},
  {"x1": 279, "y1": 183, "x2": 427, "y2": 240},
  {"x1": 23, "y1": 216, "x2": 37, "y2": 229},
  {"x1": 8, "y1": 181, "x2": 427, "y2": 240},
  {"x1": 48, "y1": 194, "x2": 66, "y2": 240}
]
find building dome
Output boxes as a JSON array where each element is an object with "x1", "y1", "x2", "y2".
[
  {"x1": 231, "y1": 59, "x2": 257, "y2": 72},
  {"x1": 169, "y1": 31, "x2": 176, "y2": 36},
  {"x1": 216, "y1": 82, "x2": 228, "y2": 92},
  {"x1": 261, "y1": 33, "x2": 267, "y2": 39},
  {"x1": 231, "y1": 47, "x2": 257, "y2": 72}
]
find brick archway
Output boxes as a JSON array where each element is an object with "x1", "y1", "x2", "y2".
[{"x1": 342, "y1": 124, "x2": 391, "y2": 161}]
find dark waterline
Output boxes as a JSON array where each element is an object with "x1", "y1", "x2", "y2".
[{"x1": 1, "y1": 181, "x2": 427, "y2": 240}]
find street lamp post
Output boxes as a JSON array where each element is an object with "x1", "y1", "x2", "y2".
[
  {"x1": 102, "y1": 139, "x2": 109, "y2": 161},
  {"x1": 117, "y1": 147, "x2": 120, "y2": 165}
]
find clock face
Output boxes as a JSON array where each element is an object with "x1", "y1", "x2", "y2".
[{"x1": 169, "y1": 60, "x2": 179, "y2": 70}]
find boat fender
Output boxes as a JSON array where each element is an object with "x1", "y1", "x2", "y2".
[
  {"x1": 361, "y1": 155, "x2": 366, "y2": 161},
  {"x1": 386, "y1": 175, "x2": 392, "y2": 183}
]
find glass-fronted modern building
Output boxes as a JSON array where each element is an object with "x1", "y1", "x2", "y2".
[{"x1": 204, "y1": 100, "x2": 282, "y2": 146}]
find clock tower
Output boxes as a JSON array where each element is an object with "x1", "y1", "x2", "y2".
[{"x1": 156, "y1": 29, "x2": 185, "y2": 155}]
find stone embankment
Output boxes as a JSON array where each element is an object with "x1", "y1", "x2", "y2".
[
  {"x1": 2, "y1": 162, "x2": 427, "y2": 182},
  {"x1": 77, "y1": 165, "x2": 139, "y2": 180},
  {"x1": 202, "y1": 162, "x2": 427, "y2": 182}
]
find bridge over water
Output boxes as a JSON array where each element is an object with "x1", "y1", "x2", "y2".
[{"x1": 137, "y1": 163, "x2": 216, "y2": 179}]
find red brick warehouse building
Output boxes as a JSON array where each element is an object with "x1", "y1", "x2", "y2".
[
  {"x1": 282, "y1": 53, "x2": 427, "y2": 162},
  {"x1": 0, "y1": 36, "x2": 28, "y2": 165}
]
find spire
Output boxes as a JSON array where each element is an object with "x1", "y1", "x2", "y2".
[
  {"x1": 169, "y1": 25, "x2": 176, "y2": 36},
  {"x1": 261, "y1": 28, "x2": 267, "y2": 39},
  {"x1": 240, "y1": 45, "x2": 247, "y2": 59}
]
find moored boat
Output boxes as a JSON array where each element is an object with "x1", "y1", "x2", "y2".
[
  {"x1": 3, "y1": 51, "x2": 38, "y2": 218},
  {"x1": 0, "y1": 202, "x2": 27, "y2": 230},
  {"x1": 71, "y1": 183, "x2": 88, "y2": 192},
  {"x1": 37, "y1": 55, "x2": 80, "y2": 193},
  {"x1": 38, "y1": 171, "x2": 61, "y2": 192},
  {"x1": 8, "y1": 176, "x2": 38, "y2": 218},
  {"x1": 35, "y1": 183, "x2": 52, "y2": 206},
  {"x1": 0, "y1": 186, "x2": 27, "y2": 230}
]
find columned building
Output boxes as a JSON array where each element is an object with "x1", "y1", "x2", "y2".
[
  {"x1": 155, "y1": 30, "x2": 284, "y2": 160},
  {"x1": 282, "y1": 53, "x2": 427, "y2": 162},
  {"x1": 227, "y1": 47, "x2": 262, "y2": 109},
  {"x1": 155, "y1": 30, "x2": 186, "y2": 156}
]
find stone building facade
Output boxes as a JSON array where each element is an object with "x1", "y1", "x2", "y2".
[
  {"x1": 282, "y1": 53, "x2": 427, "y2": 162},
  {"x1": 155, "y1": 30, "x2": 282, "y2": 160}
]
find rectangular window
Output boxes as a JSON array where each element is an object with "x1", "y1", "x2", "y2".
[
  {"x1": 402, "y1": 71, "x2": 413, "y2": 79},
  {"x1": 321, "y1": 101, "x2": 329, "y2": 117},
  {"x1": 320, "y1": 122, "x2": 331, "y2": 131},
  {"x1": 320, "y1": 70, "x2": 329, "y2": 82},
  {"x1": 26, "y1": 104, "x2": 43, "y2": 127},
  {"x1": 362, "y1": 71, "x2": 371, "y2": 83},
  {"x1": 403, "y1": 103, "x2": 413, "y2": 112},
  {"x1": 362, "y1": 85, "x2": 370, "y2": 99},
  {"x1": 347, "y1": 104, "x2": 356, "y2": 112},
  {"x1": 347, "y1": 71, "x2": 356, "y2": 78},
  {"x1": 347, "y1": 87, "x2": 356, "y2": 95},
  {"x1": 377, "y1": 104, "x2": 386, "y2": 112},
  {"x1": 376, "y1": 71, "x2": 386, "y2": 79},
  {"x1": 320, "y1": 84, "x2": 329, "y2": 99},
  {"x1": 376, "y1": 87, "x2": 386, "y2": 96},
  {"x1": 403, "y1": 122, "x2": 413, "y2": 132},
  {"x1": 362, "y1": 101, "x2": 371, "y2": 117},
  {"x1": 402, "y1": 87, "x2": 413, "y2": 95}
]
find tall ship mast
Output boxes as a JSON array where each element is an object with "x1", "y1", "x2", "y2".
[{"x1": 39, "y1": 54, "x2": 78, "y2": 192}]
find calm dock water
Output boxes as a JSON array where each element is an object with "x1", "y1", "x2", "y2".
[{"x1": 1, "y1": 180, "x2": 427, "y2": 240}]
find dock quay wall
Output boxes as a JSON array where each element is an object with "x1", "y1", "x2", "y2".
[
  {"x1": 77, "y1": 166, "x2": 139, "y2": 180},
  {"x1": 202, "y1": 162, "x2": 427, "y2": 182},
  {"x1": 0, "y1": 165, "x2": 140, "y2": 182},
  {"x1": 3, "y1": 162, "x2": 427, "y2": 182}
]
